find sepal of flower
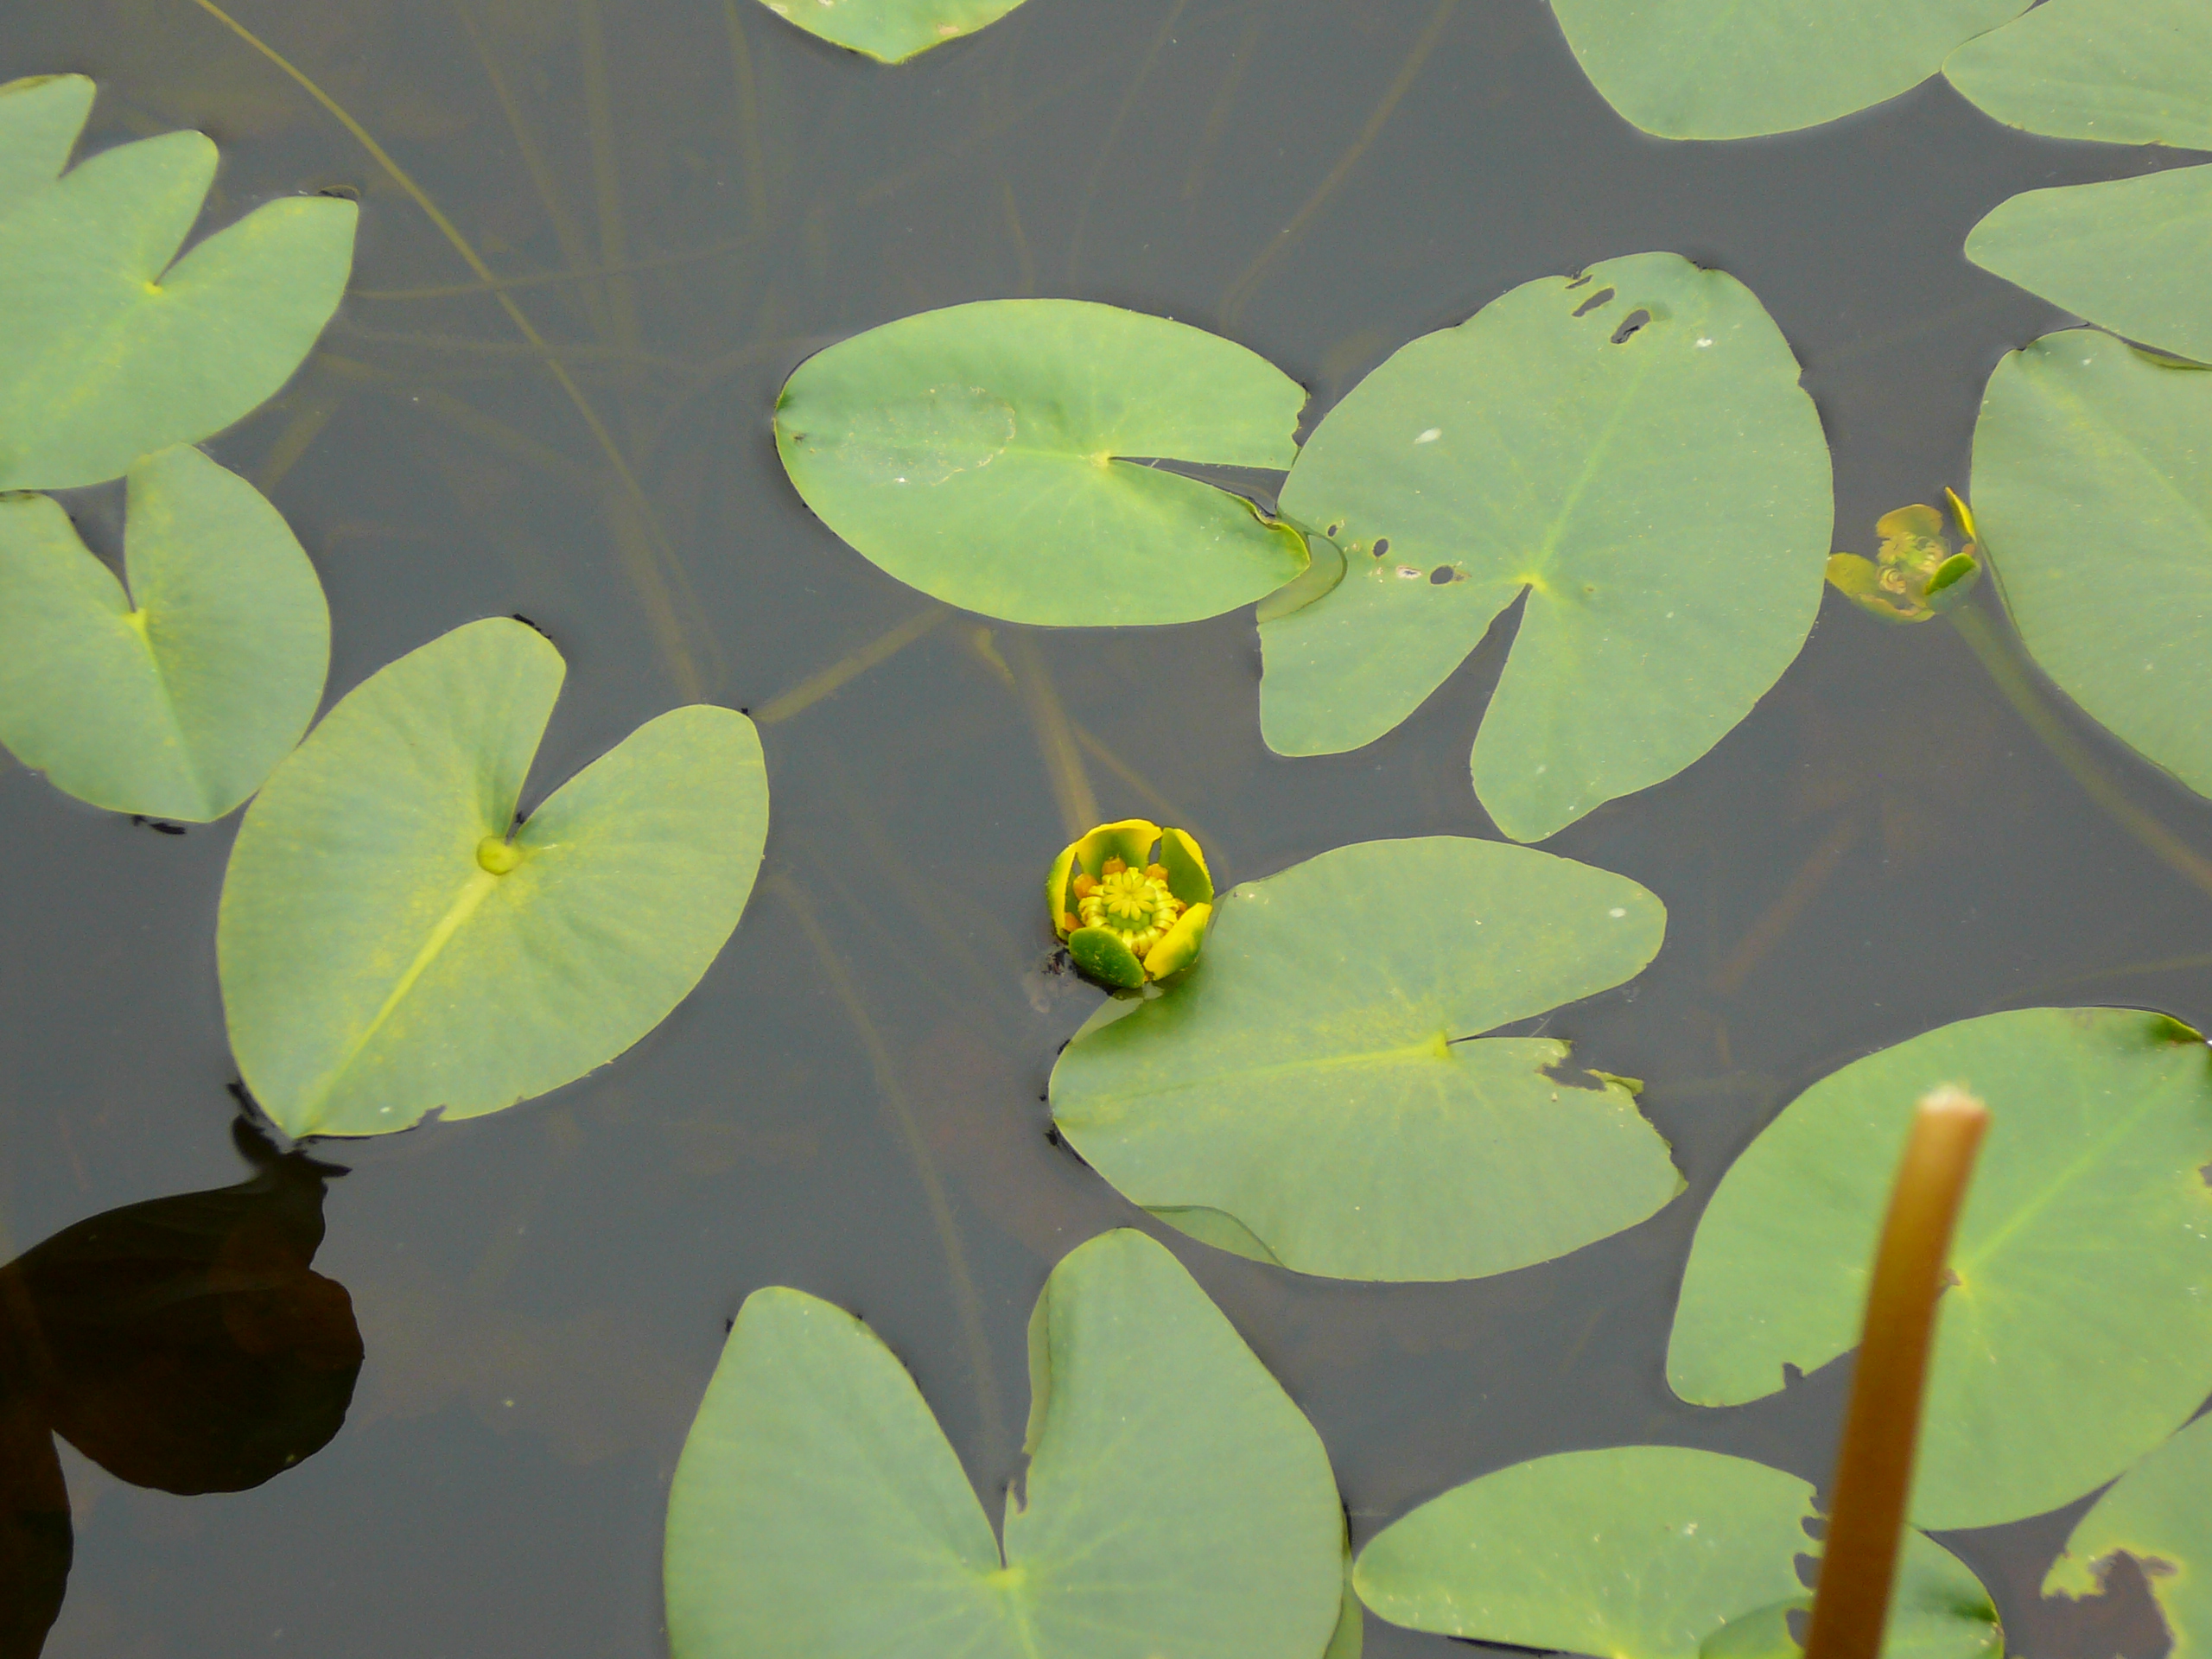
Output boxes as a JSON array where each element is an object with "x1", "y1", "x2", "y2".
[
  {"x1": 1046, "y1": 818, "x2": 1214, "y2": 990},
  {"x1": 1823, "y1": 490, "x2": 1983, "y2": 624}
]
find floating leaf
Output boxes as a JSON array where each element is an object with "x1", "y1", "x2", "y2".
[
  {"x1": 1668, "y1": 1007, "x2": 2212, "y2": 1529},
  {"x1": 0, "y1": 74, "x2": 357, "y2": 491},
  {"x1": 750, "y1": 0, "x2": 1032, "y2": 63},
  {"x1": 663, "y1": 1228, "x2": 1344, "y2": 1659},
  {"x1": 1946, "y1": 0, "x2": 2212, "y2": 364},
  {"x1": 775, "y1": 299, "x2": 1308, "y2": 626},
  {"x1": 0, "y1": 445, "x2": 328, "y2": 821},
  {"x1": 1944, "y1": 0, "x2": 2212, "y2": 150},
  {"x1": 2045, "y1": 1412, "x2": 2212, "y2": 1659},
  {"x1": 218, "y1": 618, "x2": 768, "y2": 1139},
  {"x1": 1354, "y1": 1445, "x2": 2000, "y2": 1659},
  {"x1": 1969, "y1": 330, "x2": 2212, "y2": 801},
  {"x1": 1964, "y1": 169, "x2": 2212, "y2": 366},
  {"x1": 1263, "y1": 254, "x2": 1830, "y2": 842},
  {"x1": 1545, "y1": 0, "x2": 2029, "y2": 140},
  {"x1": 1051, "y1": 837, "x2": 1681, "y2": 1282}
]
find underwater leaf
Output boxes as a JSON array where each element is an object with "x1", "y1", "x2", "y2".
[
  {"x1": 0, "y1": 445, "x2": 328, "y2": 821},
  {"x1": 1964, "y1": 169, "x2": 2212, "y2": 365},
  {"x1": 1354, "y1": 1445, "x2": 1999, "y2": 1659},
  {"x1": 1669, "y1": 1007, "x2": 2212, "y2": 1529},
  {"x1": 663, "y1": 1229, "x2": 1344, "y2": 1659},
  {"x1": 0, "y1": 74, "x2": 357, "y2": 491},
  {"x1": 1264, "y1": 253, "x2": 1830, "y2": 842},
  {"x1": 1944, "y1": 0, "x2": 2212, "y2": 151},
  {"x1": 218, "y1": 618, "x2": 768, "y2": 1139},
  {"x1": 1545, "y1": 0, "x2": 2029, "y2": 141},
  {"x1": 2045, "y1": 1412, "x2": 2212, "y2": 1659},
  {"x1": 1052, "y1": 837, "x2": 1681, "y2": 1282},
  {"x1": 750, "y1": 0, "x2": 1032, "y2": 63},
  {"x1": 775, "y1": 299, "x2": 1308, "y2": 626},
  {"x1": 1970, "y1": 330, "x2": 2212, "y2": 800}
]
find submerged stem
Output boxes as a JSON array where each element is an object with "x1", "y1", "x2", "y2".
[
  {"x1": 1802, "y1": 1088, "x2": 1990, "y2": 1659},
  {"x1": 1951, "y1": 603, "x2": 2212, "y2": 900}
]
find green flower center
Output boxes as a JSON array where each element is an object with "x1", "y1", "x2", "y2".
[{"x1": 1074, "y1": 859, "x2": 1185, "y2": 959}]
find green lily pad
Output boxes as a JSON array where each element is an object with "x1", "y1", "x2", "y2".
[
  {"x1": 0, "y1": 73, "x2": 356, "y2": 491},
  {"x1": 1948, "y1": 1, "x2": 2212, "y2": 364},
  {"x1": 1969, "y1": 330, "x2": 2212, "y2": 801},
  {"x1": 0, "y1": 444, "x2": 327, "y2": 821},
  {"x1": 2045, "y1": 1413, "x2": 2212, "y2": 1659},
  {"x1": 775, "y1": 299, "x2": 1308, "y2": 626},
  {"x1": 1964, "y1": 169, "x2": 2212, "y2": 366},
  {"x1": 1353, "y1": 1445, "x2": 2000, "y2": 1659},
  {"x1": 1944, "y1": 0, "x2": 2212, "y2": 150},
  {"x1": 750, "y1": 0, "x2": 1031, "y2": 63},
  {"x1": 1263, "y1": 254, "x2": 1831, "y2": 843},
  {"x1": 663, "y1": 1228, "x2": 1344, "y2": 1659},
  {"x1": 218, "y1": 618, "x2": 768, "y2": 1139},
  {"x1": 1668, "y1": 1007, "x2": 2212, "y2": 1530},
  {"x1": 1051, "y1": 837, "x2": 1681, "y2": 1282},
  {"x1": 1545, "y1": 0, "x2": 2028, "y2": 140}
]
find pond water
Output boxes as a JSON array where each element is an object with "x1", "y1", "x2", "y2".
[{"x1": 2, "y1": 1, "x2": 2206, "y2": 1653}]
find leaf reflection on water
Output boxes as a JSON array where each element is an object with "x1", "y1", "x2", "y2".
[{"x1": 0, "y1": 1122, "x2": 362, "y2": 1656}]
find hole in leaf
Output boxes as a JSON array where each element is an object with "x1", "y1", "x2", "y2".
[
  {"x1": 1325, "y1": 521, "x2": 1342, "y2": 537},
  {"x1": 1573, "y1": 287, "x2": 1617, "y2": 318},
  {"x1": 1565, "y1": 272, "x2": 1592, "y2": 289},
  {"x1": 1610, "y1": 308, "x2": 1651, "y2": 344},
  {"x1": 1372, "y1": 537, "x2": 1390, "y2": 558},
  {"x1": 1429, "y1": 566, "x2": 1457, "y2": 585}
]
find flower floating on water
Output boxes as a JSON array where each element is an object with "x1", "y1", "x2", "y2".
[
  {"x1": 1046, "y1": 819, "x2": 1214, "y2": 991},
  {"x1": 1824, "y1": 490, "x2": 1983, "y2": 623}
]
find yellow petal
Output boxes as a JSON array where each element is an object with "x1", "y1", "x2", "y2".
[
  {"x1": 1074, "y1": 818, "x2": 1161, "y2": 878},
  {"x1": 1945, "y1": 486, "x2": 1979, "y2": 546},
  {"x1": 1142, "y1": 902, "x2": 1211, "y2": 980},
  {"x1": 1045, "y1": 842, "x2": 1079, "y2": 940},
  {"x1": 1158, "y1": 826, "x2": 1213, "y2": 906}
]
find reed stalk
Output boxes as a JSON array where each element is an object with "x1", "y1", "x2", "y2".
[{"x1": 1802, "y1": 1086, "x2": 1990, "y2": 1659}]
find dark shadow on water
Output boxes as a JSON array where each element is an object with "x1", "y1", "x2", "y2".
[{"x1": 0, "y1": 1122, "x2": 361, "y2": 1659}]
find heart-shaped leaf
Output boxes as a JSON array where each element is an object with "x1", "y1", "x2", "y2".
[
  {"x1": 1668, "y1": 1007, "x2": 2212, "y2": 1529},
  {"x1": 0, "y1": 73, "x2": 356, "y2": 491},
  {"x1": 750, "y1": 0, "x2": 1033, "y2": 63},
  {"x1": 1262, "y1": 253, "x2": 1831, "y2": 842},
  {"x1": 218, "y1": 618, "x2": 769, "y2": 1139},
  {"x1": 0, "y1": 444, "x2": 329, "y2": 821},
  {"x1": 1051, "y1": 837, "x2": 1681, "y2": 1281},
  {"x1": 1354, "y1": 1445, "x2": 2000, "y2": 1659},
  {"x1": 2045, "y1": 1412, "x2": 2212, "y2": 1659},
  {"x1": 1546, "y1": 0, "x2": 2028, "y2": 140},
  {"x1": 775, "y1": 299, "x2": 1308, "y2": 626},
  {"x1": 1970, "y1": 330, "x2": 2212, "y2": 802},
  {"x1": 663, "y1": 1228, "x2": 1345, "y2": 1659}
]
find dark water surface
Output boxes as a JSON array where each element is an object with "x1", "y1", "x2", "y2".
[{"x1": 3, "y1": 1, "x2": 2208, "y2": 1653}]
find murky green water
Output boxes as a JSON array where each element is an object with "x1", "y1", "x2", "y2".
[{"x1": 2, "y1": 1, "x2": 2205, "y2": 1652}]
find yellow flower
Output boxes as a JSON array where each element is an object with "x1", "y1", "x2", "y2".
[
  {"x1": 1046, "y1": 818, "x2": 1214, "y2": 990},
  {"x1": 1824, "y1": 490, "x2": 1983, "y2": 624}
]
